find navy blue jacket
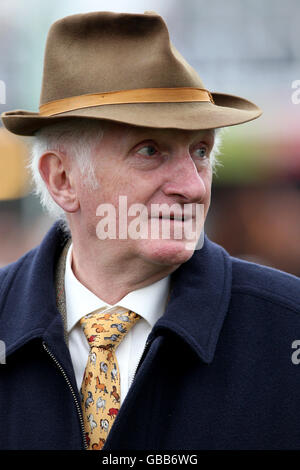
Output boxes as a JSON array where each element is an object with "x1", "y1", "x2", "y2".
[{"x1": 0, "y1": 222, "x2": 300, "y2": 450}]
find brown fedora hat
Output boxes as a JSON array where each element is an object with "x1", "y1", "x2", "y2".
[{"x1": 1, "y1": 11, "x2": 262, "y2": 136}]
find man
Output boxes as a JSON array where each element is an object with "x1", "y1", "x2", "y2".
[{"x1": 0, "y1": 11, "x2": 299, "y2": 451}]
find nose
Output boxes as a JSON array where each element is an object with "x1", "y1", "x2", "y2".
[{"x1": 162, "y1": 153, "x2": 208, "y2": 203}]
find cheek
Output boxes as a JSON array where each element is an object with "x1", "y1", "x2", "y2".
[
  {"x1": 80, "y1": 176, "x2": 142, "y2": 219},
  {"x1": 205, "y1": 163, "x2": 213, "y2": 185},
  {"x1": 203, "y1": 167, "x2": 213, "y2": 207},
  {"x1": 113, "y1": 171, "x2": 157, "y2": 205}
]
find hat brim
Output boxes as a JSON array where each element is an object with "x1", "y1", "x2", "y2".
[{"x1": 1, "y1": 92, "x2": 262, "y2": 136}]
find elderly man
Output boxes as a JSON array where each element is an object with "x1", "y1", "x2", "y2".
[{"x1": 0, "y1": 11, "x2": 300, "y2": 451}]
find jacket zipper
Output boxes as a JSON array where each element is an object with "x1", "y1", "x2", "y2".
[
  {"x1": 42, "y1": 341, "x2": 87, "y2": 450},
  {"x1": 43, "y1": 337, "x2": 153, "y2": 448},
  {"x1": 130, "y1": 338, "x2": 152, "y2": 386}
]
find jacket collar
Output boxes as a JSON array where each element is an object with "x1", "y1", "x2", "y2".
[
  {"x1": 0, "y1": 222, "x2": 69, "y2": 358},
  {"x1": 0, "y1": 222, "x2": 232, "y2": 365},
  {"x1": 151, "y1": 234, "x2": 232, "y2": 363}
]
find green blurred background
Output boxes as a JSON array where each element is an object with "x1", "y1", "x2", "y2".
[{"x1": 0, "y1": 0, "x2": 299, "y2": 275}]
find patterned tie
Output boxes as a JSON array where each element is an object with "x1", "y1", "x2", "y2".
[{"x1": 79, "y1": 306, "x2": 141, "y2": 450}]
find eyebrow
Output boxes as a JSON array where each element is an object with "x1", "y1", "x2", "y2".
[{"x1": 123, "y1": 128, "x2": 215, "y2": 151}]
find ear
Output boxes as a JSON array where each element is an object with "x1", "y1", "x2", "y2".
[{"x1": 38, "y1": 151, "x2": 80, "y2": 213}]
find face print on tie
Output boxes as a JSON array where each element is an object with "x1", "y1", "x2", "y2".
[{"x1": 79, "y1": 306, "x2": 141, "y2": 450}]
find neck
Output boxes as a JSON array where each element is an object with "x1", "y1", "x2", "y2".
[{"x1": 70, "y1": 239, "x2": 178, "y2": 305}]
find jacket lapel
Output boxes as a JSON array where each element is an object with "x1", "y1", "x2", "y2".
[{"x1": 54, "y1": 238, "x2": 72, "y2": 345}]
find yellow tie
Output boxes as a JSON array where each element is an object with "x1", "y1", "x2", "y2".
[{"x1": 79, "y1": 306, "x2": 141, "y2": 450}]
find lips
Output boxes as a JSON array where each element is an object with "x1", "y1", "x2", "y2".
[
  {"x1": 158, "y1": 212, "x2": 193, "y2": 221},
  {"x1": 147, "y1": 204, "x2": 201, "y2": 222}
]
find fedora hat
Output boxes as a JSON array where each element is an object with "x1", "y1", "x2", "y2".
[{"x1": 1, "y1": 11, "x2": 262, "y2": 136}]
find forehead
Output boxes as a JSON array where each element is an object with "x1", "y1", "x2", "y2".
[{"x1": 99, "y1": 121, "x2": 215, "y2": 146}]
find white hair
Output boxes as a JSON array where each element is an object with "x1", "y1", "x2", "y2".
[
  {"x1": 29, "y1": 119, "x2": 224, "y2": 224},
  {"x1": 29, "y1": 118, "x2": 103, "y2": 221},
  {"x1": 211, "y1": 127, "x2": 224, "y2": 174}
]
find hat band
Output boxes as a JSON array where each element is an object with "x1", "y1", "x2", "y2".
[{"x1": 39, "y1": 87, "x2": 214, "y2": 116}]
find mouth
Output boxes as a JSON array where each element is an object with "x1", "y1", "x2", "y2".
[{"x1": 158, "y1": 214, "x2": 193, "y2": 222}]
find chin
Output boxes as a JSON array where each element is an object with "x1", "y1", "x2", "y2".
[{"x1": 139, "y1": 239, "x2": 196, "y2": 266}]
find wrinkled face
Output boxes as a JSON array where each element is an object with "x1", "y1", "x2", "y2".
[{"x1": 74, "y1": 121, "x2": 214, "y2": 267}]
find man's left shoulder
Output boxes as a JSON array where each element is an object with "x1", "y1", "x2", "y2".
[{"x1": 230, "y1": 254, "x2": 300, "y2": 313}]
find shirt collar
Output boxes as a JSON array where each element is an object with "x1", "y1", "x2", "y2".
[{"x1": 65, "y1": 243, "x2": 170, "y2": 333}]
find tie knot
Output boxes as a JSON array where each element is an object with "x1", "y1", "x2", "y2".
[{"x1": 80, "y1": 306, "x2": 141, "y2": 350}]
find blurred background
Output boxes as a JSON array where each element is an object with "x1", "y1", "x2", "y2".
[{"x1": 0, "y1": 0, "x2": 299, "y2": 275}]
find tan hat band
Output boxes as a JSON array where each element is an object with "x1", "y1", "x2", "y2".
[{"x1": 39, "y1": 87, "x2": 214, "y2": 116}]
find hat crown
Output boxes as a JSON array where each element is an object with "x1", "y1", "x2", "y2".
[
  {"x1": 40, "y1": 11, "x2": 204, "y2": 105},
  {"x1": 1, "y1": 10, "x2": 262, "y2": 137}
]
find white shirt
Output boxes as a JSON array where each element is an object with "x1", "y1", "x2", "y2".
[{"x1": 65, "y1": 244, "x2": 170, "y2": 405}]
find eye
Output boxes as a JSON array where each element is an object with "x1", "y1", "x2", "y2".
[
  {"x1": 194, "y1": 147, "x2": 207, "y2": 159},
  {"x1": 136, "y1": 145, "x2": 158, "y2": 157}
]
